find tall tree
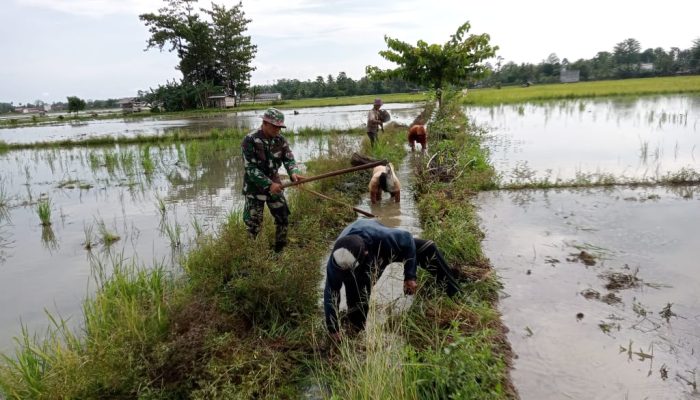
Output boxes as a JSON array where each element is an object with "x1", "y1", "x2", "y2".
[
  {"x1": 613, "y1": 38, "x2": 641, "y2": 77},
  {"x1": 140, "y1": 0, "x2": 217, "y2": 84},
  {"x1": 690, "y1": 38, "x2": 700, "y2": 72},
  {"x1": 203, "y1": 2, "x2": 257, "y2": 98},
  {"x1": 591, "y1": 51, "x2": 614, "y2": 79},
  {"x1": 66, "y1": 96, "x2": 86, "y2": 115},
  {"x1": 366, "y1": 21, "x2": 497, "y2": 105}
]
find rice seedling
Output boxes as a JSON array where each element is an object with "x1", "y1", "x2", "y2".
[
  {"x1": 83, "y1": 223, "x2": 96, "y2": 250},
  {"x1": 155, "y1": 195, "x2": 166, "y2": 217},
  {"x1": 96, "y1": 219, "x2": 120, "y2": 246},
  {"x1": 639, "y1": 140, "x2": 649, "y2": 163},
  {"x1": 0, "y1": 179, "x2": 10, "y2": 221},
  {"x1": 87, "y1": 151, "x2": 101, "y2": 171},
  {"x1": 36, "y1": 198, "x2": 52, "y2": 226},
  {"x1": 103, "y1": 149, "x2": 118, "y2": 175},
  {"x1": 119, "y1": 150, "x2": 136, "y2": 175},
  {"x1": 141, "y1": 145, "x2": 155, "y2": 175},
  {"x1": 190, "y1": 216, "x2": 203, "y2": 238},
  {"x1": 185, "y1": 141, "x2": 200, "y2": 169},
  {"x1": 160, "y1": 217, "x2": 182, "y2": 248}
]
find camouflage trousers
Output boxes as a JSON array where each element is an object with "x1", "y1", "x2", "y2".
[{"x1": 243, "y1": 194, "x2": 290, "y2": 249}]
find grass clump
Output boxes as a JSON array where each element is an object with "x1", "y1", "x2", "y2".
[
  {"x1": 36, "y1": 198, "x2": 51, "y2": 226},
  {"x1": 96, "y1": 219, "x2": 120, "y2": 246}
]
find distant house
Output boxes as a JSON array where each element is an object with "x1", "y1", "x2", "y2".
[
  {"x1": 560, "y1": 69, "x2": 580, "y2": 83},
  {"x1": 208, "y1": 94, "x2": 236, "y2": 108},
  {"x1": 14, "y1": 107, "x2": 43, "y2": 114},
  {"x1": 639, "y1": 63, "x2": 654, "y2": 72},
  {"x1": 239, "y1": 92, "x2": 283, "y2": 104},
  {"x1": 118, "y1": 98, "x2": 148, "y2": 113}
]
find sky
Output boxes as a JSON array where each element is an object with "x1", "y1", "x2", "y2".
[{"x1": 1, "y1": 0, "x2": 699, "y2": 104}]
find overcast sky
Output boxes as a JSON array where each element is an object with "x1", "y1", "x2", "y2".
[{"x1": 1, "y1": 0, "x2": 698, "y2": 104}]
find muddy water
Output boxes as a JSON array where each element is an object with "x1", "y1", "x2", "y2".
[
  {"x1": 477, "y1": 186, "x2": 700, "y2": 399},
  {"x1": 0, "y1": 103, "x2": 423, "y2": 144},
  {"x1": 323, "y1": 155, "x2": 424, "y2": 322},
  {"x1": 0, "y1": 134, "x2": 358, "y2": 352},
  {"x1": 467, "y1": 95, "x2": 700, "y2": 183}
]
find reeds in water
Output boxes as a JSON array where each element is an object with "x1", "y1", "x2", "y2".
[{"x1": 36, "y1": 198, "x2": 51, "y2": 226}]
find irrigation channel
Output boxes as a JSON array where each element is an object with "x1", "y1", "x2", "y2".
[
  {"x1": 0, "y1": 103, "x2": 424, "y2": 353},
  {"x1": 469, "y1": 95, "x2": 700, "y2": 399}
]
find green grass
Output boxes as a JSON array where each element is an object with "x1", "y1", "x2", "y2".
[
  {"x1": 96, "y1": 219, "x2": 120, "y2": 246},
  {"x1": 0, "y1": 128, "x2": 248, "y2": 151},
  {"x1": 499, "y1": 166, "x2": 700, "y2": 190},
  {"x1": 0, "y1": 137, "x2": 370, "y2": 399},
  {"x1": 0, "y1": 96, "x2": 515, "y2": 398},
  {"x1": 36, "y1": 198, "x2": 51, "y2": 226},
  {"x1": 464, "y1": 76, "x2": 700, "y2": 105}
]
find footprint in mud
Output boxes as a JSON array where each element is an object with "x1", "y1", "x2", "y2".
[
  {"x1": 544, "y1": 256, "x2": 560, "y2": 266},
  {"x1": 600, "y1": 270, "x2": 641, "y2": 291},
  {"x1": 580, "y1": 289, "x2": 622, "y2": 305},
  {"x1": 567, "y1": 250, "x2": 596, "y2": 266}
]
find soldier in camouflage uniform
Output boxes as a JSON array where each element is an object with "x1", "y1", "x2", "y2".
[{"x1": 241, "y1": 108, "x2": 304, "y2": 252}]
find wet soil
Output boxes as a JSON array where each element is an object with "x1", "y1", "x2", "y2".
[{"x1": 478, "y1": 186, "x2": 700, "y2": 399}]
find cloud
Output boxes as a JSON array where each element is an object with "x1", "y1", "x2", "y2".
[{"x1": 17, "y1": 0, "x2": 162, "y2": 17}]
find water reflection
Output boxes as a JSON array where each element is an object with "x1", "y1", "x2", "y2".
[
  {"x1": 469, "y1": 95, "x2": 700, "y2": 184},
  {"x1": 40, "y1": 225, "x2": 59, "y2": 251},
  {"x1": 478, "y1": 185, "x2": 700, "y2": 399}
]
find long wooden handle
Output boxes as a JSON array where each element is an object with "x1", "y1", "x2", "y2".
[
  {"x1": 298, "y1": 187, "x2": 376, "y2": 218},
  {"x1": 281, "y1": 159, "x2": 387, "y2": 188}
]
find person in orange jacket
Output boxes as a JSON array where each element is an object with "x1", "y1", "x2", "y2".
[{"x1": 408, "y1": 124, "x2": 427, "y2": 153}]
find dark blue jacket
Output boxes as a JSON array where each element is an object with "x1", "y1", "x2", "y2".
[{"x1": 323, "y1": 219, "x2": 417, "y2": 333}]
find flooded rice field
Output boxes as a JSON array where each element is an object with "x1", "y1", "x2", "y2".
[
  {"x1": 0, "y1": 103, "x2": 422, "y2": 144},
  {"x1": 0, "y1": 134, "x2": 359, "y2": 352},
  {"x1": 469, "y1": 95, "x2": 700, "y2": 184},
  {"x1": 474, "y1": 95, "x2": 699, "y2": 399},
  {"x1": 478, "y1": 187, "x2": 699, "y2": 399}
]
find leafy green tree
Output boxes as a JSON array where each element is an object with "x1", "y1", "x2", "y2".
[
  {"x1": 591, "y1": 51, "x2": 614, "y2": 79},
  {"x1": 569, "y1": 58, "x2": 591, "y2": 81},
  {"x1": 0, "y1": 102, "x2": 13, "y2": 113},
  {"x1": 140, "y1": 0, "x2": 218, "y2": 85},
  {"x1": 690, "y1": 38, "x2": 700, "y2": 72},
  {"x1": 312, "y1": 76, "x2": 326, "y2": 97},
  {"x1": 203, "y1": 2, "x2": 257, "y2": 98},
  {"x1": 652, "y1": 47, "x2": 673, "y2": 74},
  {"x1": 613, "y1": 38, "x2": 641, "y2": 77},
  {"x1": 139, "y1": 0, "x2": 216, "y2": 82},
  {"x1": 335, "y1": 72, "x2": 355, "y2": 96},
  {"x1": 66, "y1": 96, "x2": 86, "y2": 115},
  {"x1": 366, "y1": 21, "x2": 497, "y2": 105}
]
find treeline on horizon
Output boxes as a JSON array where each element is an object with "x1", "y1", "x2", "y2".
[
  {"x1": 261, "y1": 38, "x2": 700, "y2": 98},
  {"x1": 0, "y1": 99, "x2": 119, "y2": 114},
  {"x1": 488, "y1": 37, "x2": 700, "y2": 86},
  {"x1": 3, "y1": 35, "x2": 699, "y2": 114}
]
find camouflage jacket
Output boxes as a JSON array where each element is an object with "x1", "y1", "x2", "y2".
[{"x1": 241, "y1": 129, "x2": 300, "y2": 195}]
